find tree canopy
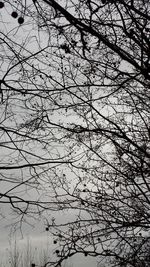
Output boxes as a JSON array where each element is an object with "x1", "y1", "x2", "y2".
[{"x1": 0, "y1": 0, "x2": 150, "y2": 266}]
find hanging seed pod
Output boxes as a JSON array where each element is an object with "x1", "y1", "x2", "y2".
[
  {"x1": 18, "y1": 17, "x2": 24, "y2": 24},
  {"x1": 11, "y1": 11, "x2": 18, "y2": 18},
  {"x1": 0, "y1": 2, "x2": 4, "y2": 8}
]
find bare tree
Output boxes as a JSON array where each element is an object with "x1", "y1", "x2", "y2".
[{"x1": 0, "y1": 0, "x2": 150, "y2": 266}]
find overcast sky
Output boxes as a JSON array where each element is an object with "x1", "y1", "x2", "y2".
[
  {"x1": 0, "y1": 218, "x2": 97, "y2": 267},
  {"x1": 0, "y1": 3, "x2": 99, "y2": 267}
]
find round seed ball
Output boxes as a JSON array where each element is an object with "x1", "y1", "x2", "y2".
[
  {"x1": 11, "y1": 11, "x2": 18, "y2": 18},
  {"x1": 0, "y1": 2, "x2": 4, "y2": 9},
  {"x1": 18, "y1": 17, "x2": 24, "y2": 24}
]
